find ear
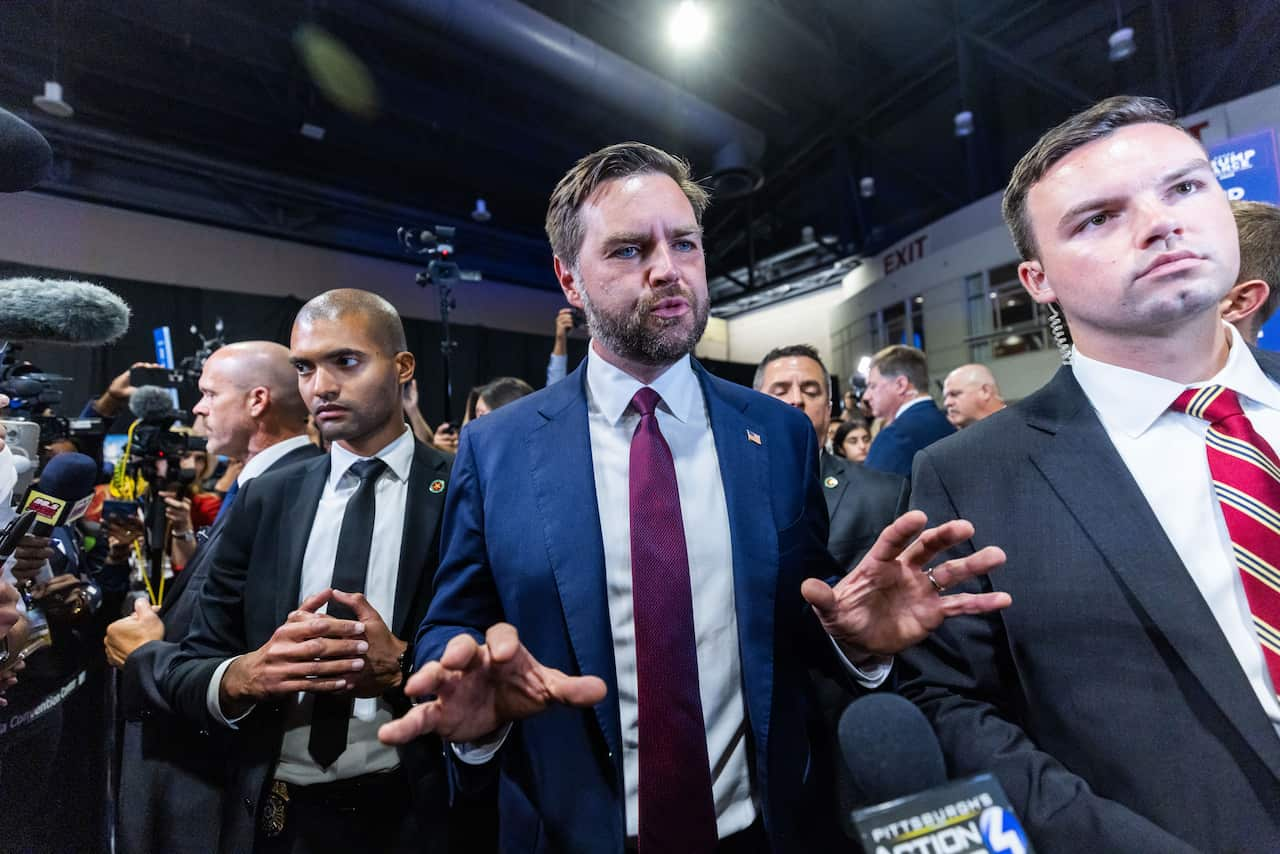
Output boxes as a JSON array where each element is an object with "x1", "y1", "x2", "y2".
[
  {"x1": 1019, "y1": 260, "x2": 1056, "y2": 304},
  {"x1": 394, "y1": 351, "x2": 416, "y2": 387},
  {"x1": 1220, "y1": 278, "x2": 1270, "y2": 326},
  {"x1": 246, "y1": 386, "x2": 269, "y2": 419},
  {"x1": 554, "y1": 257, "x2": 586, "y2": 309}
]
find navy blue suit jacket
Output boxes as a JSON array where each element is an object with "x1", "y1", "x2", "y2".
[
  {"x1": 416, "y1": 359, "x2": 848, "y2": 853},
  {"x1": 863, "y1": 399, "x2": 955, "y2": 478}
]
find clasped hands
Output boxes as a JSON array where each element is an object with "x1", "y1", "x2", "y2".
[
  {"x1": 379, "y1": 510, "x2": 1010, "y2": 748},
  {"x1": 219, "y1": 588, "x2": 406, "y2": 719}
]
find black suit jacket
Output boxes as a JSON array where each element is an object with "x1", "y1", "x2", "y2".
[
  {"x1": 116, "y1": 441, "x2": 323, "y2": 854},
  {"x1": 820, "y1": 451, "x2": 906, "y2": 570},
  {"x1": 897, "y1": 360, "x2": 1280, "y2": 853},
  {"x1": 159, "y1": 440, "x2": 453, "y2": 854}
]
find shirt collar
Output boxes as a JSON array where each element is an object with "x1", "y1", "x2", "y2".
[
  {"x1": 585, "y1": 347, "x2": 701, "y2": 426},
  {"x1": 237, "y1": 433, "x2": 313, "y2": 485},
  {"x1": 1072, "y1": 322, "x2": 1280, "y2": 438},
  {"x1": 327, "y1": 426, "x2": 414, "y2": 489},
  {"x1": 894, "y1": 395, "x2": 931, "y2": 421}
]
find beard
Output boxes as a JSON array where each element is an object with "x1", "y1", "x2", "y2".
[{"x1": 579, "y1": 284, "x2": 710, "y2": 367}]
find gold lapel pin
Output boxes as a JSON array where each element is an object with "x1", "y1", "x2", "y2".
[
  {"x1": 824, "y1": 476, "x2": 839, "y2": 489},
  {"x1": 746, "y1": 429, "x2": 762, "y2": 445},
  {"x1": 429, "y1": 479, "x2": 446, "y2": 494}
]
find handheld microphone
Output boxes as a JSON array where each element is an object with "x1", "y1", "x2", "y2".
[
  {"x1": 0, "y1": 279, "x2": 131, "y2": 345},
  {"x1": 841, "y1": 695, "x2": 1035, "y2": 854},
  {"x1": 0, "y1": 107, "x2": 53, "y2": 193},
  {"x1": 21, "y1": 452, "x2": 99, "y2": 538}
]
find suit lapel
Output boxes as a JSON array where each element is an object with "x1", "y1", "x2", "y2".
[
  {"x1": 820, "y1": 452, "x2": 850, "y2": 521},
  {"x1": 527, "y1": 363, "x2": 622, "y2": 777},
  {"x1": 392, "y1": 444, "x2": 448, "y2": 634},
  {"x1": 275, "y1": 457, "x2": 330, "y2": 624},
  {"x1": 1027, "y1": 368, "x2": 1280, "y2": 783},
  {"x1": 695, "y1": 362, "x2": 777, "y2": 752}
]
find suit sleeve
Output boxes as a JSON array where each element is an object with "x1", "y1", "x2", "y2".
[
  {"x1": 895, "y1": 449, "x2": 1199, "y2": 854},
  {"x1": 415, "y1": 430, "x2": 505, "y2": 669},
  {"x1": 157, "y1": 477, "x2": 262, "y2": 730},
  {"x1": 863, "y1": 424, "x2": 915, "y2": 479}
]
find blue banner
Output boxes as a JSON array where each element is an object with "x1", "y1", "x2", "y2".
[
  {"x1": 152, "y1": 326, "x2": 175, "y2": 369},
  {"x1": 1210, "y1": 129, "x2": 1280, "y2": 204}
]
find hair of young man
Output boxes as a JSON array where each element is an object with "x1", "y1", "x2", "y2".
[
  {"x1": 295, "y1": 288, "x2": 408, "y2": 356},
  {"x1": 752, "y1": 343, "x2": 831, "y2": 397},
  {"x1": 1234, "y1": 199, "x2": 1280, "y2": 327},
  {"x1": 477, "y1": 376, "x2": 535, "y2": 412},
  {"x1": 545, "y1": 141, "x2": 711, "y2": 271},
  {"x1": 1002, "y1": 95, "x2": 1197, "y2": 261},
  {"x1": 870, "y1": 345, "x2": 929, "y2": 393}
]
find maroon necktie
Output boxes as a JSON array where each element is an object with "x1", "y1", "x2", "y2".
[
  {"x1": 628, "y1": 387, "x2": 718, "y2": 852},
  {"x1": 1172, "y1": 385, "x2": 1280, "y2": 702}
]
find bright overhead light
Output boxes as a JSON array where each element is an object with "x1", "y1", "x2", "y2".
[
  {"x1": 33, "y1": 81, "x2": 73, "y2": 118},
  {"x1": 857, "y1": 356, "x2": 872, "y2": 376},
  {"x1": 1108, "y1": 27, "x2": 1136, "y2": 62},
  {"x1": 668, "y1": 1, "x2": 710, "y2": 49},
  {"x1": 299, "y1": 122, "x2": 326, "y2": 140},
  {"x1": 954, "y1": 110, "x2": 974, "y2": 137}
]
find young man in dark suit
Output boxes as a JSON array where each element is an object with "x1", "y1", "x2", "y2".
[
  {"x1": 380, "y1": 142, "x2": 1011, "y2": 853},
  {"x1": 160, "y1": 290, "x2": 453, "y2": 853},
  {"x1": 105, "y1": 341, "x2": 323, "y2": 854},
  {"x1": 862, "y1": 344, "x2": 955, "y2": 478},
  {"x1": 898, "y1": 96, "x2": 1280, "y2": 851}
]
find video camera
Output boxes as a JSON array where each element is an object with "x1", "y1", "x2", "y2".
[{"x1": 124, "y1": 386, "x2": 206, "y2": 492}]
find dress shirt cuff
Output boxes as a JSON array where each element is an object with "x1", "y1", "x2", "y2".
[
  {"x1": 546, "y1": 352, "x2": 567, "y2": 386},
  {"x1": 207, "y1": 656, "x2": 256, "y2": 728},
  {"x1": 451, "y1": 721, "x2": 513, "y2": 765},
  {"x1": 828, "y1": 634, "x2": 892, "y2": 689}
]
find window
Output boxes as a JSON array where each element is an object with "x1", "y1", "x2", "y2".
[
  {"x1": 966, "y1": 262, "x2": 1068, "y2": 360},
  {"x1": 868, "y1": 296, "x2": 926, "y2": 352}
]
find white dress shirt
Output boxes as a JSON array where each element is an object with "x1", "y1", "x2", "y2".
[
  {"x1": 1072, "y1": 324, "x2": 1280, "y2": 738},
  {"x1": 892, "y1": 394, "x2": 933, "y2": 423},
  {"x1": 585, "y1": 349, "x2": 754, "y2": 840},
  {"x1": 208, "y1": 427, "x2": 416, "y2": 784},
  {"x1": 234, "y1": 433, "x2": 315, "y2": 486}
]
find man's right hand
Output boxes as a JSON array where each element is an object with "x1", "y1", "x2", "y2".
[
  {"x1": 10, "y1": 534, "x2": 54, "y2": 586},
  {"x1": 218, "y1": 605, "x2": 370, "y2": 718},
  {"x1": 552, "y1": 308, "x2": 574, "y2": 356},
  {"x1": 377, "y1": 623, "x2": 606, "y2": 746}
]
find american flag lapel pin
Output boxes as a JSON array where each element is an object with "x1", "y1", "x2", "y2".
[{"x1": 746, "y1": 429, "x2": 762, "y2": 445}]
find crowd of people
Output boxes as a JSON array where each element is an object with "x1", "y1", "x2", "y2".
[{"x1": 2, "y1": 93, "x2": 1280, "y2": 853}]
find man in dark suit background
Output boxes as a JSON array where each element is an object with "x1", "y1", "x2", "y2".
[
  {"x1": 380, "y1": 142, "x2": 1011, "y2": 853},
  {"x1": 105, "y1": 341, "x2": 322, "y2": 854},
  {"x1": 752, "y1": 343, "x2": 904, "y2": 568},
  {"x1": 159, "y1": 290, "x2": 454, "y2": 853},
  {"x1": 898, "y1": 96, "x2": 1280, "y2": 852},
  {"x1": 862, "y1": 344, "x2": 954, "y2": 478}
]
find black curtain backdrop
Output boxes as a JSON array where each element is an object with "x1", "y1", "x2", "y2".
[{"x1": 0, "y1": 262, "x2": 756, "y2": 431}]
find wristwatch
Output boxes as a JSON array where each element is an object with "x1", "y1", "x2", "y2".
[
  {"x1": 173, "y1": 529, "x2": 196, "y2": 543},
  {"x1": 397, "y1": 646, "x2": 414, "y2": 685}
]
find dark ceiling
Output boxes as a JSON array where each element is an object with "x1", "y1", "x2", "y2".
[{"x1": 1, "y1": 0, "x2": 1276, "y2": 311}]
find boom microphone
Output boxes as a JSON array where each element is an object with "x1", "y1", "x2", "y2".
[
  {"x1": 0, "y1": 107, "x2": 53, "y2": 193},
  {"x1": 128, "y1": 385, "x2": 177, "y2": 422},
  {"x1": 0, "y1": 279, "x2": 131, "y2": 345}
]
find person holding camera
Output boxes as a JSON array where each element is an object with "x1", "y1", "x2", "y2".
[
  {"x1": 545, "y1": 306, "x2": 587, "y2": 387},
  {"x1": 104, "y1": 340, "x2": 321, "y2": 854}
]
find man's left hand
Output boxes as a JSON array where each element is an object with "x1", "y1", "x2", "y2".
[
  {"x1": 801, "y1": 510, "x2": 1010, "y2": 661},
  {"x1": 104, "y1": 596, "x2": 164, "y2": 668}
]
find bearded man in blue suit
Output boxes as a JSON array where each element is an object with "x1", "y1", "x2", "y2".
[{"x1": 381, "y1": 143, "x2": 1009, "y2": 853}]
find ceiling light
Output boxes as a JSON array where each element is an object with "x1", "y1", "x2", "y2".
[
  {"x1": 954, "y1": 110, "x2": 974, "y2": 137},
  {"x1": 1108, "y1": 27, "x2": 1136, "y2": 62},
  {"x1": 471, "y1": 198, "x2": 492, "y2": 223},
  {"x1": 859, "y1": 177, "x2": 875, "y2": 198},
  {"x1": 33, "y1": 81, "x2": 73, "y2": 118},
  {"x1": 856, "y1": 356, "x2": 872, "y2": 376},
  {"x1": 299, "y1": 122, "x2": 326, "y2": 141},
  {"x1": 668, "y1": 1, "x2": 710, "y2": 50}
]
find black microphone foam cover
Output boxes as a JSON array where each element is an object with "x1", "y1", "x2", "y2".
[
  {"x1": 839, "y1": 693, "x2": 948, "y2": 805},
  {"x1": 0, "y1": 107, "x2": 53, "y2": 192},
  {"x1": 129, "y1": 386, "x2": 176, "y2": 421},
  {"x1": 0, "y1": 279, "x2": 131, "y2": 345},
  {"x1": 35, "y1": 452, "x2": 99, "y2": 504}
]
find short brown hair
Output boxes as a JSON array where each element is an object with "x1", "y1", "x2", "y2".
[
  {"x1": 870, "y1": 345, "x2": 929, "y2": 393},
  {"x1": 1002, "y1": 96, "x2": 1194, "y2": 261},
  {"x1": 545, "y1": 142, "x2": 710, "y2": 270},
  {"x1": 1234, "y1": 199, "x2": 1280, "y2": 327}
]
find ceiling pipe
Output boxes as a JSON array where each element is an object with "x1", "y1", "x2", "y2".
[{"x1": 380, "y1": 0, "x2": 767, "y2": 197}]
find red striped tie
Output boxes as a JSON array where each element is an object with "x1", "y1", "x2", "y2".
[{"x1": 1172, "y1": 384, "x2": 1280, "y2": 701}]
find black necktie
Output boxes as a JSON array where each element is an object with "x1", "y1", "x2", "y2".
[{"x1": 308, "y1": 457, "x2": 387, "y2": 768}]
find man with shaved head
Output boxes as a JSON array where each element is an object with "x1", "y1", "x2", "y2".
[
  {"x1": 941, "y1": 363, "x2": 1006, "y2": 428},
  {"x1": 108, "y1": 339, "x2": 323, "y2": 854},
  {"x1": 160, "y1": 289, "x2": 456, "y2": 853}
]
